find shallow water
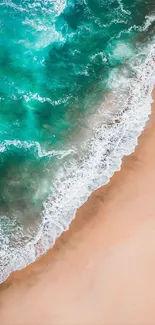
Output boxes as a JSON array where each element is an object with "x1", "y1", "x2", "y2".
[{"x1": 0, "y1": 0, "x2": 155, "y2": 282}]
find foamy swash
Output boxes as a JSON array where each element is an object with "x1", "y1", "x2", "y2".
[{"x1": 0, "y1": 0, "x2": 155, "y2": 282}]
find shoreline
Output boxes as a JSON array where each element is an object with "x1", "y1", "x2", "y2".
[
  {"x1": 0, "y1": 90, "x2": 155, "y2": 324},
  {"x1": 1, "y1": 47, "x2": 155, "y2": 283}
]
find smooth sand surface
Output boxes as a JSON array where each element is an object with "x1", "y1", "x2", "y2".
[{"x1": 0, "y1": 91, "x2": 155, "y2": 325}]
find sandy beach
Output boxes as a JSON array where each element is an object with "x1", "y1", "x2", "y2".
[{"x1": 0, "y1": 90, "x2": 155, "y2": 324}]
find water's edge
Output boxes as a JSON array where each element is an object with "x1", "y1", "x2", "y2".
[{"x1": 1, "y1": 45, "x2": 155, "y2": 284}]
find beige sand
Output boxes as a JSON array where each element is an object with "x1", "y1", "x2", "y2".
[{"x1": 0, "y1": 91, "x2": 155, "y2": 325}]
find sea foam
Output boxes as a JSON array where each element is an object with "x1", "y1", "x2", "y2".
[{"x1": 1, "y1": 42, "x2": 155, "y2": 283}]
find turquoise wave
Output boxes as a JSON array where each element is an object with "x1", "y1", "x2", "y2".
[{"x1": 0, "y1": 0, "x2": 155, "y2": 281}]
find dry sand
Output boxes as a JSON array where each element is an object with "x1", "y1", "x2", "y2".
[{"x1": 0, "y1": 91, "x2": 155, "y2": 325}]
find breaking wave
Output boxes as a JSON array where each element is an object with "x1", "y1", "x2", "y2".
[{"x1": 0, "y1": 0, "x2": 155, "y2": 282}]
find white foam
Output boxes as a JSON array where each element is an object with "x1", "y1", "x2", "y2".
[
  {"x1": 117, "y1": 0, "x2": 131, "y2": 15},
  {"x1": 0, "y1": 0, "x2": 28, "y2": 12},
  {"x1": 0, "y1": 140, "x2": 75, "y2": 158},
  {"x1": 112, "y1": 42, "x2": 133, "y2": 61},
  {"x1": 0, "y1": 43, "x2": 155, "y2": 284},
  {"x1": 141, "y1": 14, "x2": 155, "y2": 31}
]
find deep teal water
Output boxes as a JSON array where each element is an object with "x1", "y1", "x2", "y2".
[{"x1": 0, "y1": 0, "x2": 155, "y2": 280}]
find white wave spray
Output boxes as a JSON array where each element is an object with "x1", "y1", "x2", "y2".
[{"x1": 0, "y1": 42, "x2": 155, "y2": 283}]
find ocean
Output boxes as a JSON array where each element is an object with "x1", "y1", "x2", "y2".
[{"x1": 0, "y1": 0, "x2": 155, "y2": 283}]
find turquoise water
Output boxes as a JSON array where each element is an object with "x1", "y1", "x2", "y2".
[{"x1": 0, "y1": 0, "x2": 155, "y2": 282}]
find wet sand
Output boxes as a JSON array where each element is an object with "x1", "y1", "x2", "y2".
[{"x1": 0, "y1": 90, "x2": 155, "y2": 325}]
